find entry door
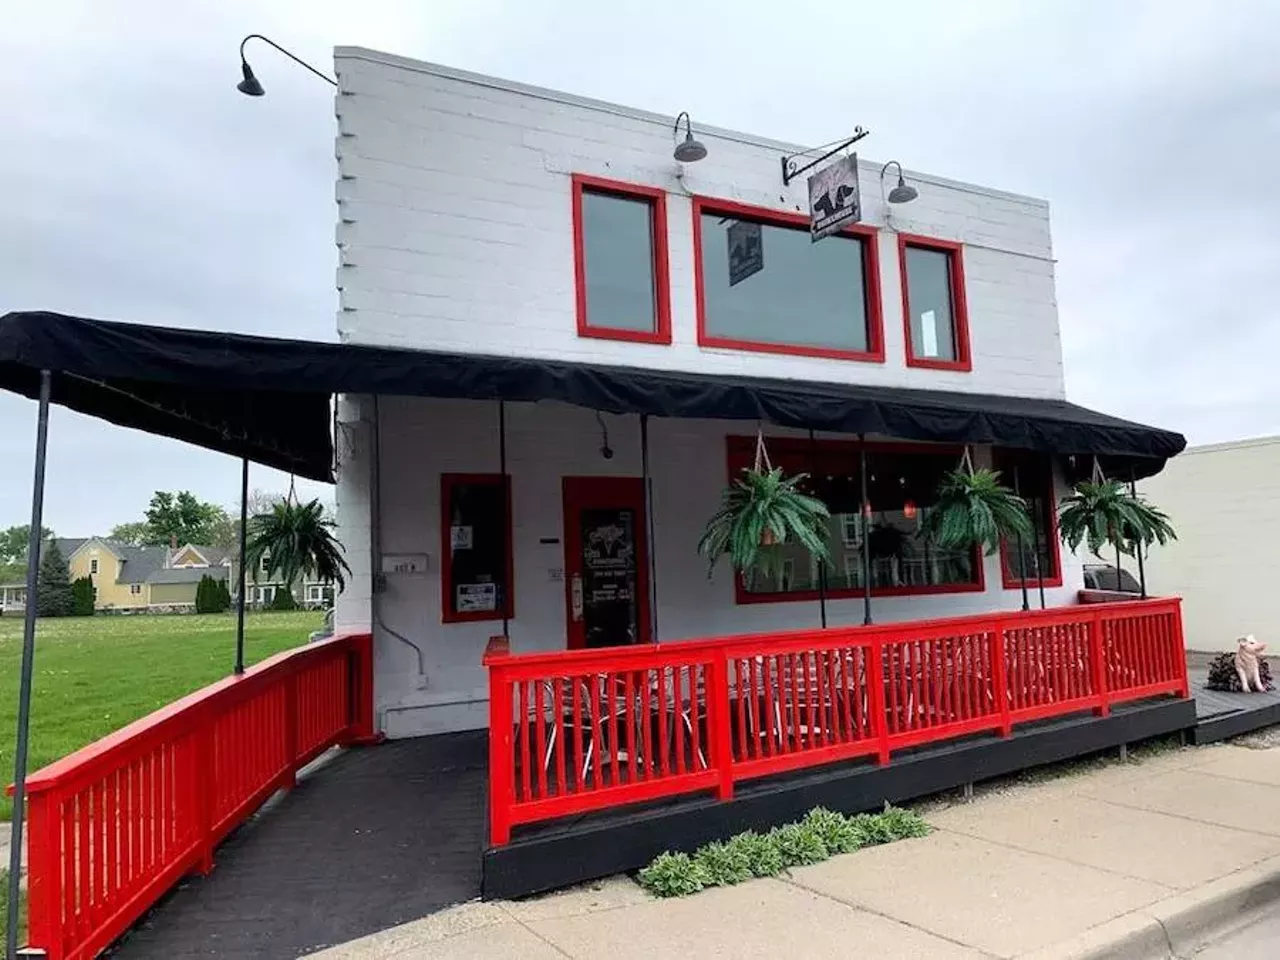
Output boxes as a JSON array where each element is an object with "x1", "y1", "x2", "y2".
[{"x1": 562, "y1": 477, "x2": 651, "y2": 650}]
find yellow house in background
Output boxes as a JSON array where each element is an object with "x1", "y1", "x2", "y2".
[{"x1": 64, "y1": 538, "x2": 233, "y2": 611}]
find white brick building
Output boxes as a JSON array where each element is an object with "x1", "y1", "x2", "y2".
[{"x1": 329, "y1": 47, "x2": 1182, "y2": 737}]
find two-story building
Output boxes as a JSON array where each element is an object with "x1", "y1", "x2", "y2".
[{"x1": 326, "y1": 48, "x2": 1185, "y2": 742}]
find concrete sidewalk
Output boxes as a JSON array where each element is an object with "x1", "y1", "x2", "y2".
[{"x1": 307, "y1": 740, "x2": 1280, "y2": 959}]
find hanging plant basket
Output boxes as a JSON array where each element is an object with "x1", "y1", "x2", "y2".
[
  {"x1": 245, "y1": 495, "x2": 352, "y2": 592},
  {"x1": 1057, "y1": 469, "x2": 1176, "y2": 558},
  {"x1": 920, "y1": 449, "x2": 1034, "y2": 556},
  {"x1": 698, "y1": 432, "x2": 832, "y2": 578}
]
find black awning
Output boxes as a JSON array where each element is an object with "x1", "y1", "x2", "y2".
[{"x1": 0, "y1": 310, "x2": 1186, "y2": 481}]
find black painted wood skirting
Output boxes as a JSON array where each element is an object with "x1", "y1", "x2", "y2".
[{"x1": 483, "y1": 697, "x2": 1196, "y2": 900}]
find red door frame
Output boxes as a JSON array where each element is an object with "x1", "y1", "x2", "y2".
[{"x1": 562, "y1": 476, "x2": 651, "y2": 650}]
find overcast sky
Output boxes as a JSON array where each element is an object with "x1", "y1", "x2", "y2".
[{"x1": 1, "y1": 1, "x2": 1276, "y2": 535}]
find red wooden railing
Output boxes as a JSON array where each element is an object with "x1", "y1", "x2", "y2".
[
  {"x1": 9, "y1": 632, "x2": 375, "y2": 960},
  {"x1": 485, "y1": 598, "x2": 1188, "y2": 845}
]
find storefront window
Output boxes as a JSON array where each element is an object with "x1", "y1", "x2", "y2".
[{"x1": 992, "y1": 449, "x2": 1061, "y2": 587}]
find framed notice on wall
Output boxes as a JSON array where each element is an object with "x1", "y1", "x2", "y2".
[{"x1": 441, "y1": 473, "x2": 513, "y2": 623}]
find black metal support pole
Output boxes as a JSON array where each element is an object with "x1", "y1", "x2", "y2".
[
  {"x1": 1012, "y1": 464, "x2": 1030, "y2": 611},
  {"x1": 859, "y1": 435, "x2": 872, "y2": 626},
  {"x1": 809, "y1": 429, "x2": 827, "y2": 629},
  {"x1": 235, "y1": 457, "x2": 249, "y2": 675},
  {"x1": 1130, "y1": 471, "x2": 1147, "y2": 598},
  {"x1": 7, "y1": 369, "x2": 52, "y2": 960},
  {"x1": 641, "y1": 415, "x2": 659, "y2": 643},
  {"x1": 1114, "y1": 539, "x2": 1124, "y2": 594},
  {"x1": 499, "y1": 401, "x2": 509, "y2": 639},
  {"x1": 1030, "y1": 462, "x2": 1047, "y2": 610}
]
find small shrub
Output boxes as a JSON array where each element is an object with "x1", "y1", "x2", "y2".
[
  {"x1": 803, "y1": 807, "x2": 863, "y2": 855},
  {"x1": 769, "y1": 822, "x2": 828, "y2": 867},
  {"x1": 725, "y1": 830, "x2": 783, "y2": 878},
  {"x1": 638, "y1": 852, "x2": 710, "y2": 898},
  {"x1": 1206, "y1": 651, "x2": 1274, "y2": 692},
  {"x1": 693, "y1": 840, "x2": 753, "y2": 887},
  {"x1": 850, "y1": 812, "x2": 895, "y2": 846},
  {"x1": 878, "y1": 804, "x2": 931, "y2": 841}
]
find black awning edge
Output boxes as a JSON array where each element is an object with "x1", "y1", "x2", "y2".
[{"x1": 0, "y1": 311, "x2": 1186, "y2": 481}]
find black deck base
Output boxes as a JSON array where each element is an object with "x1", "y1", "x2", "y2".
[{"x1": 483, "y1": 696, "x2": 1196, "y2": 900}]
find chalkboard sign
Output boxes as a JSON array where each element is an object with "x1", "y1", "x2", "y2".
[{"x1": 441, "y1": 474, "x2": 512, "y2": 622}]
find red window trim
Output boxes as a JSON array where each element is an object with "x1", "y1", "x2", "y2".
[
  {"x1": 440, "y1": 473, "x2": 515, "y2": 624},
  {"x1": 571, "y1": 173, "x2": 672, "y2": 345},
  {"x1": 723, "y1": 435, "x2": 985, "y2": 605},
  {"x1": 995, "y1": 456, "x2": 1064, "y2": 590},
  {"x1": 898, "y1": 233, "x2": 973, "y2": 372},
  {"x1": 692, "y1": 195, "x2": 885, "y2": 363}
]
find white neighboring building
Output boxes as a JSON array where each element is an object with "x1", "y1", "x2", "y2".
[
  {"x1": 329, "y1": 47, "x2": 1183, "y2": 738},
  {"x1": 1142, "y1": 435, "x2": 1280, "y2": 653}
]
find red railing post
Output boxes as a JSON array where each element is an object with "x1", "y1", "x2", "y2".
[
  {"x1": 195, "y1": 721, "x2": 216, "y2": 874},
  {"x1": 484, "y1": 637, "x2": 514, "y2": 847},
  {"x1": 868, "y1": 642, "x2": 890, "y2": 765},
  {"x1": 283, "y1": 669, "x2": 299, "y2": 790},
  {"x1": 346, "y1": 633, "x2": 378, "y2": 744},
  {"x1": 1089, "y1": 610, "x2": 1110, "y2": 717},
  {"x1": 1171, "y1": 598, "x2": 1190, "y2": 698},
  {"x1": 991, "y1": 621, "x2": 1013, "y2": 737},
  {"x1": 24, "y1": 790, "x2": 62, "y2": 960},
  {"x1": 706, "y1": 652, "x2": 735, "y2": 801}
]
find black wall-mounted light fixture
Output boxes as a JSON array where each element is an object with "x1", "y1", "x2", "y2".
[
  {"x1": 237, "y1": 33, "x2": 337, "y2": 97},
  {"x1": 673, "y1": 111, "x2": 708, "y2": 163},
  {"x1": 781, "y1": 128, "x2": 870, "y2": 186},
  {"x1": 880, "y1": 160, "x2": 919, "y2": 204}
]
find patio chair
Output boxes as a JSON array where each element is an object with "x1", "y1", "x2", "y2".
[{"x1": 649, "y1": 667, "x2": 708, "y2": 770}]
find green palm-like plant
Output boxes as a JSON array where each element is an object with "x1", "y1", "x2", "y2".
[
  {"x1": 698, "y1": 467, "x2": 831, "y2": 578},
  {"x1": 245, "y1": 499, "x2": 351, "y2": 594},
  {"x1": 1057, "y1": 479, "x2": 1176, "y2": 558},
  {"x1": 920, "y1": 467, "x2": 1034, "y2": 555}
]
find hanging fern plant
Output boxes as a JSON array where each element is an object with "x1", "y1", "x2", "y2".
[
  {"x1": 245, "y1": 497, "x2": 352, "y2": 593},
  {"x1": 1057, "y1": 476, "x2": 1175, "y2": 558},
  {"x1": 698, "y1": 432, "x2": 831, "y2": 578},
  {"x1": 920, "y1": 450, "x2": 1033, "y2": 555}
]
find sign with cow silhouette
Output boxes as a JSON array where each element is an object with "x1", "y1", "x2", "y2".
[{"x1": 808, "y1": 153, "x2": 861, "y2": 241}]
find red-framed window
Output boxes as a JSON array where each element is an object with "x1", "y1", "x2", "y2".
[
  {"x1": 440, "y1": 473, "x2": 515, "y2": 623},
  {"x1": 571, "y1": 174, "x2": 671, "y2": 344},
  {"x1": 898, "y1": 233, "x2": 972, "y2": 371},
  {"x1": 991, "y1": 449, "x2": 1062, "y2": 589},
  {"x1": 693, "y1": 196, "x2": 885, "y2": 362},
  {"x1": 725, "y1": 436, "x2": 984, "y2": 605}
]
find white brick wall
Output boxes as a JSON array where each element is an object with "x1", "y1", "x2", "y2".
[
  {"x1": 336, "y1": 396, "x2": 1085, "y2": 738},
  {"x1": 333, "y1": 47, "x2": 1065, "y2": 400}
]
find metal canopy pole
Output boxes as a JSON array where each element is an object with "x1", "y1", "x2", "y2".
[
  {"x1": 499, "y1": 401, "x2": 509, "y2": 639},
  {"x1": 1011, "y1": 464, "x2": 1031, "y2": 612},
  {"x1": 235, "y1": 457, "x2": 249, "y2": 675},
  {"x1": 809, "y1": 429, "x2": 827, "y2": 629},
  {"x1": 1130, "y1": 470, "x2": 1147, "y2": 598},
  {"x1": 7, "y1": 369, "x2": 52, "y2": 960},
  {"x1": 858, "y1": 435, "x2": 872, "y2": 626},
  {"x1": 641, "y1": 414, "x2": 659, "y2": 643},
  {"x1": 1030, "y1": 460, "x2": 1048, "y2": 610}
]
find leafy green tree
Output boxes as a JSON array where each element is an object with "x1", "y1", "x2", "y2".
[
  {"x1": 0, "y1": 524, "x2": 55, "y2": 564},
  {"x1": 107, "y1": 521, "x2": 151, "y2": 546},
  {"x1": 143, "y1": 491, "x2": 229, "y2": 547},
  {"x1": 71, "y1": 576, "x2": 96, "y2": 616},
  {"x1": 36, "y1": 540, "x2": 73, "y2": 617}
]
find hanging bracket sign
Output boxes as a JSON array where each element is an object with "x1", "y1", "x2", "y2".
[
  {"x1": 808, "y1": 153, "x2": 861, "y2": 241},
  {"x1": 727, "y1": 220, "x2": 763, "y2": 286}
]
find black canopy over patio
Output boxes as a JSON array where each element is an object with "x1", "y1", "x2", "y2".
[{"x1": 0, "y1": 310, "x2": 1184, "y2": 481}]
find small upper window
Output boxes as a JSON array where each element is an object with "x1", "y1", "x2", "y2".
[
  {"x1": 90, "y1": 558, "x2": 99, "y2": 575},
  {"x1": 694, "y1": 198, "x2": 883, "y2": 362},
  {"x1": 900, "y1": 234, "x2": 971, "y2": 371},
  {"x1": 572, "y1": 175, "x2": 670, "y2": 344}
]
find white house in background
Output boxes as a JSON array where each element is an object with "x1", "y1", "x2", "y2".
[
  {"x1": 328, "y1": 47, "x2": 1183, "y2": 738},
  {"x1": 1142, "y1": 435, "x2": 1280, "y2": 652}
]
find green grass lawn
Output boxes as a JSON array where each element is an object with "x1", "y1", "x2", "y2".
[
  {"x1": 0, "y1": 611, "x2": 322, "y2": 821},
  {"x1": 0, "y1": 868, "x2": 24, "y2": 946}
]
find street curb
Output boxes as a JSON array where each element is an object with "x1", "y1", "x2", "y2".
[{"x1": 1026, "y1": 854, "x2": 1280, "y2": 960}]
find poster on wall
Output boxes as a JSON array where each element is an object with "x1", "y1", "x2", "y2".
[
  {"x1": 808, "y1": 153, "x2": 861, "y2": 241},
  {"x1": 456, "y1": 582, "x2": 497, "y2": 613},
  {"x1": 450, "y1": 525, "x2": 474, "y2": 550}
]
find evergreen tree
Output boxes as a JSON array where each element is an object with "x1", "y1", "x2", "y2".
[
  {"x1": 217, "y1": 579, "x2": 232, "y2": 612},
  {"x1": 70, "y1": 576, "x2": 96, "y2": 616},
  {"x1": 270, "y1": 587, "x2": 298, "y2": 611},
  {"x1": 36, "y1": 540, "x2": 74, "y2": 618}
]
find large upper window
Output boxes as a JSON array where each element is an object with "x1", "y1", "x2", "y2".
[
  {"x1": 992, "y1": 449, "x2": 1061, "y2": 588},
  {"x1": 727, "y1": 437, "x2": 982, "y2": 603},
  {"x1": 900, "y1": 234, "x2": 971, "y2": 371},
  {"x1": 572, "y1": 174, "x2": 671, "y2": 344},
  {"x1": 694, "y1": 198, "x2": 884, "y2": 362}
]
